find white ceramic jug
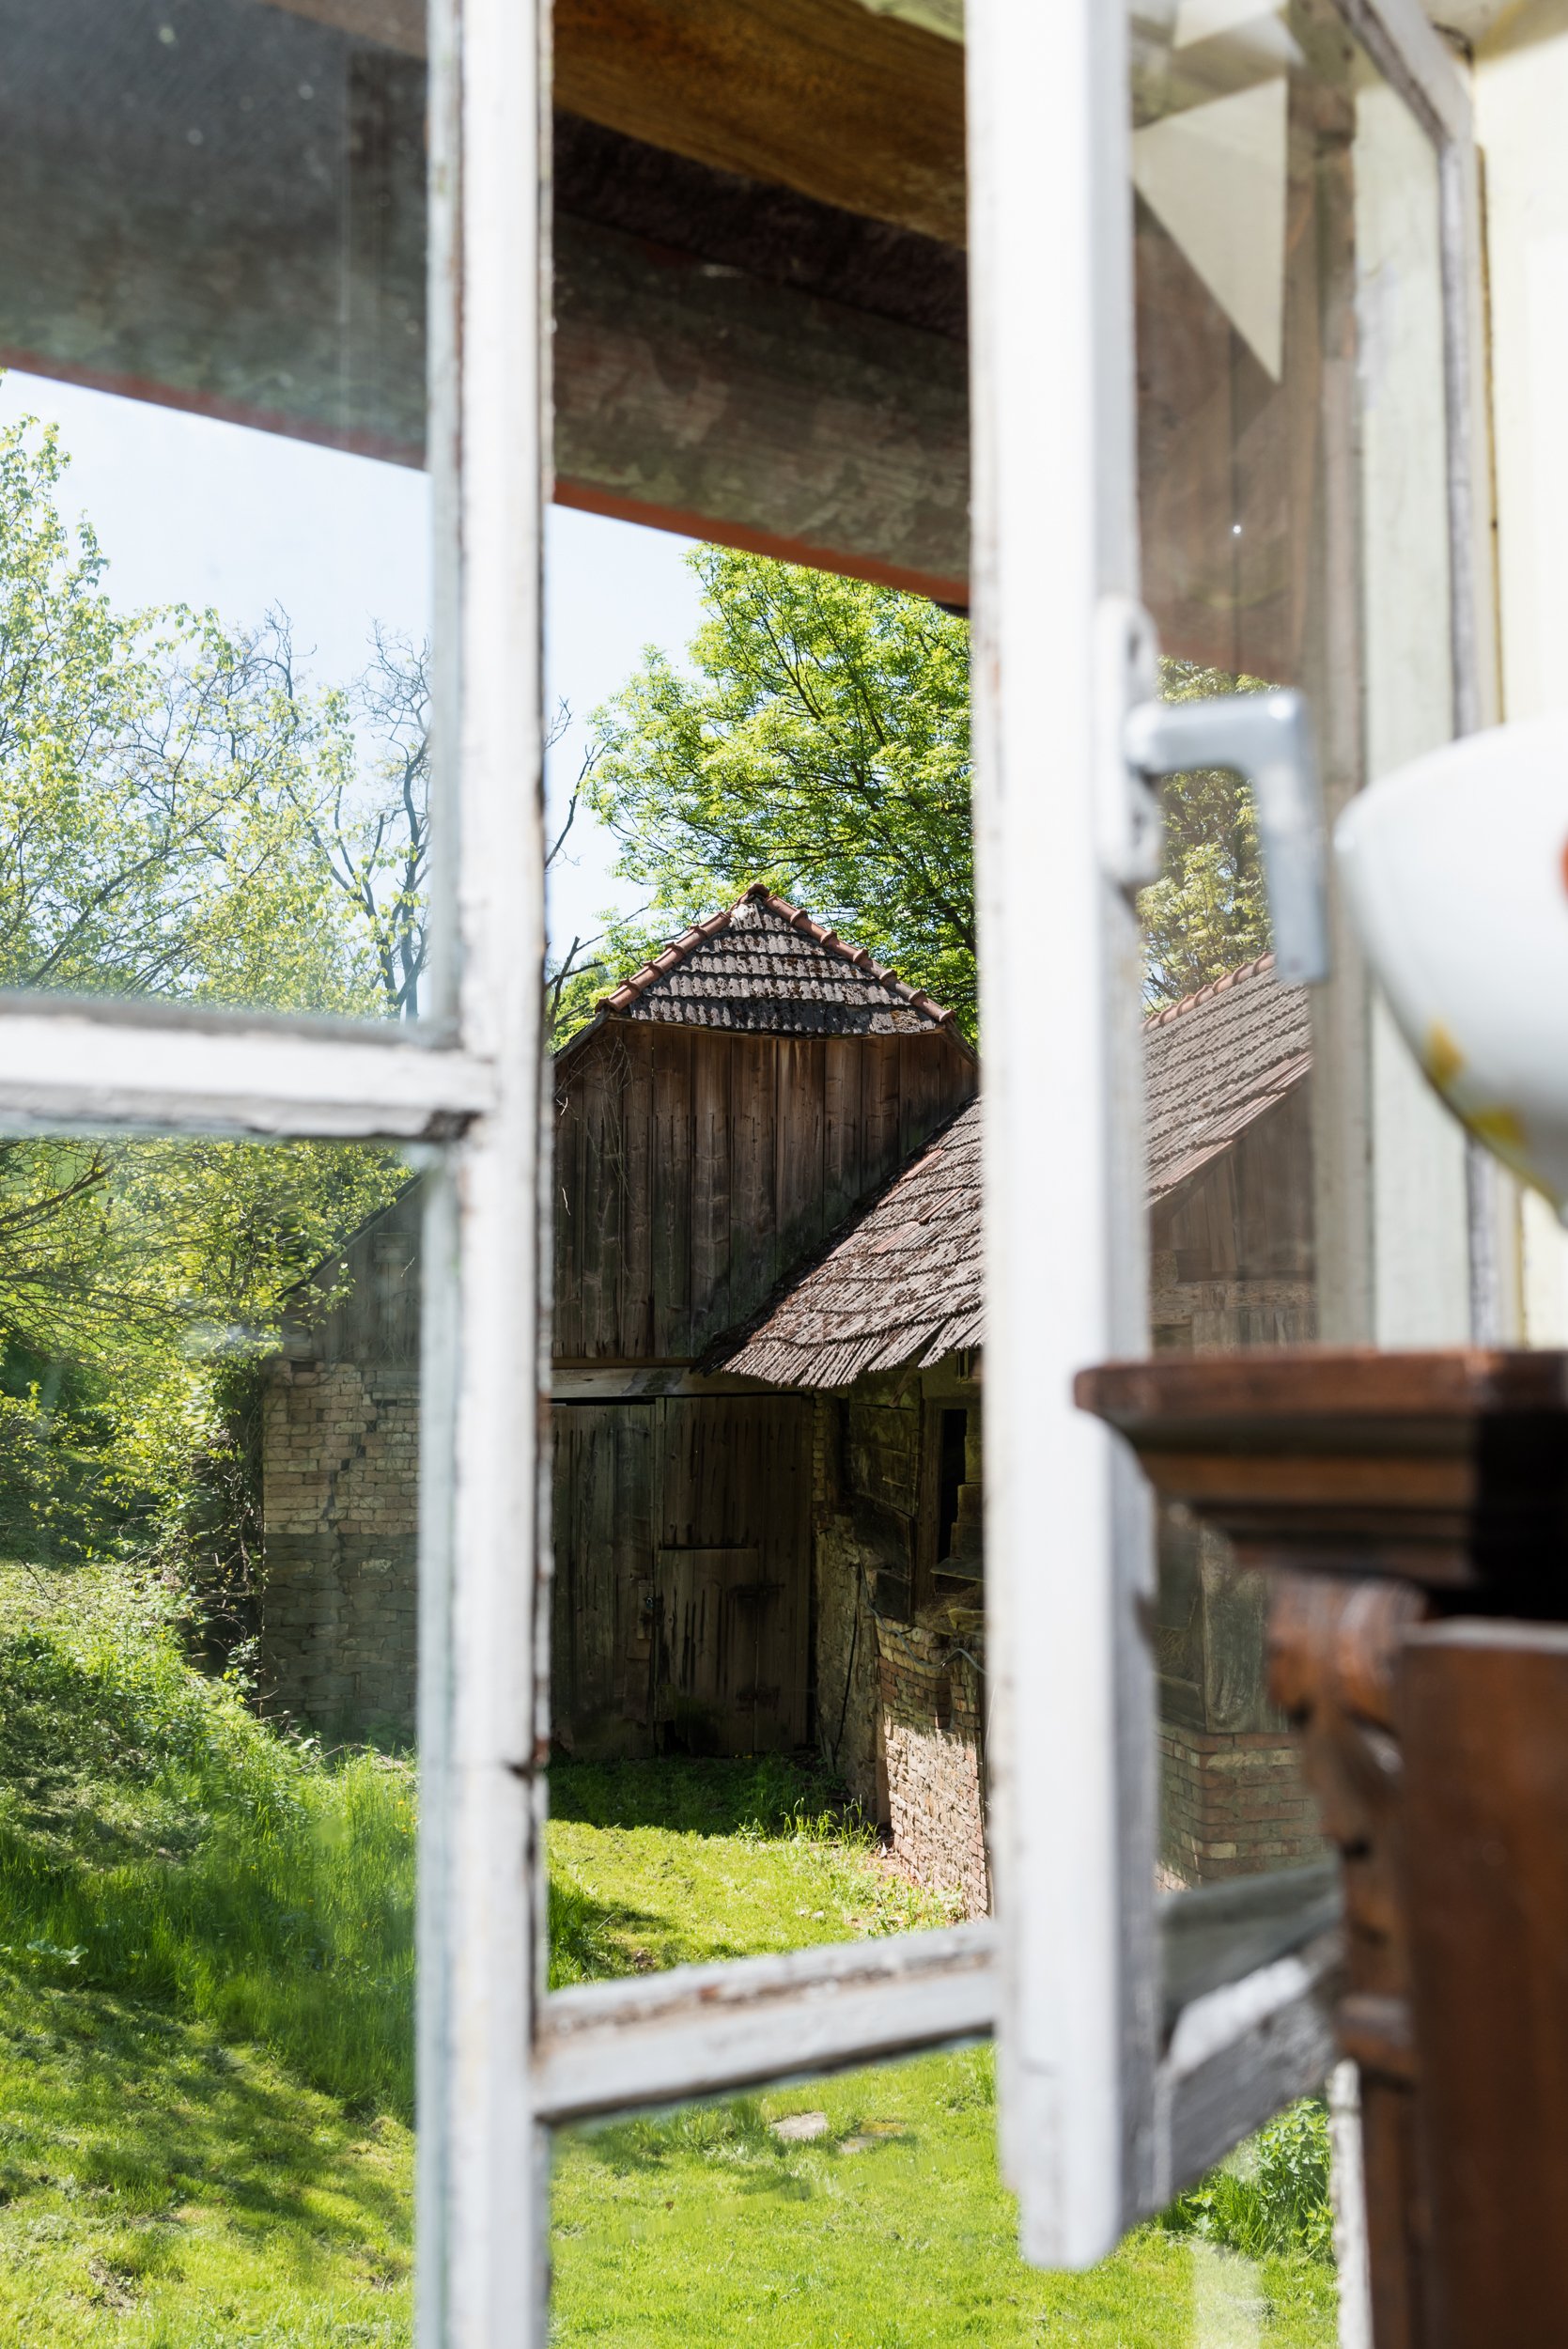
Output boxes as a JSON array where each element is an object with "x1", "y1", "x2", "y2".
[{"x1": 1335, "y1": 713, "x2": 1568, "y2": 1216}]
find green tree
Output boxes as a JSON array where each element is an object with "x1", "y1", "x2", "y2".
[
  {"x1": 290, "y1": 623, "x2": 432, "y2": 1020},
  {"x1": 586, "y1": 548, "x2": 977, "y2": 1034},
  {"x1": 584, "y1": 552, "x2": 1267, "y2": 1037},
  {"x1": 0, "y1": 401, "x2": 416, "y2": 1561},
  {"x1": 0, "y1": 1127, "x2": 405, "y2": 1566},
  {"x1": 0, "y1": 415, "x2": 390, "y2": 1015}
]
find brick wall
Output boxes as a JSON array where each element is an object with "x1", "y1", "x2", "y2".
[
  {"x1": 1159, "y1": 1723, "x2": 1323, "y2": 1883},
  {"x1": 259, "y1": 1360, "x2": 419, "y2": 1739},
  {"x1": 810, "y1": 1379, "x2": 989, "y2": 1913},
  {"x1": 875, "y1": 1613, "x2": 988, "y2": 1919}
]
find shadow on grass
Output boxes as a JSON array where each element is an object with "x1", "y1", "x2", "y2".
[
  {"x1": 548, "y1": 1875, "x2": 672, "y2": 1987},
  {"x1": 549, "y1": 1754, "x2": 857, "y2": 1840},
  {"x1": 0, "y1": 1971, "x2": 410, "y2": 2253}
]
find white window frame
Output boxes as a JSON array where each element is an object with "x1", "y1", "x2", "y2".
[{"x1": 0, "y1": 0, "x2": 1488, "y2": 2341}]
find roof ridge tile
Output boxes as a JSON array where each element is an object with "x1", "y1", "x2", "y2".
[{"x1": 1143, "y1": 950, "x2": 1278, "y2": 1030}]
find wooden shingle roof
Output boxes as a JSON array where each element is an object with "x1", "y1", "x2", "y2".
[
  {"x1": 719, "y1": 1097, "x2": 983, "y2": 1387},
  {"x1": 718, "y1": 955, "x2": 1312, "y2": 1389},
  {"x1": 587, "y1": 883, "x2": 958, "y2": 1039},
  {"x1": 1144, "y1": 953, "x2": 1312, "y2": 1204}
]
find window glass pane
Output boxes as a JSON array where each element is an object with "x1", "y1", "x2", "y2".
[
  {"x1": 1130, "y1": 1, "x2": 1453, "y2": 1886},
  {"x1": 552, "y1": 2055, "x2": 1342, "y2": 2344},
  {"x1": 0, "y1": 0, "x2": 433, "y2": 1021},
  {"x1": 0, "y1": 1134, "x2": 421, "y2": 2334}
]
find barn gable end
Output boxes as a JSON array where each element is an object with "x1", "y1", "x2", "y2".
[{"x1": 553, "y1": 885, "x2": 976, "y2": 1366}]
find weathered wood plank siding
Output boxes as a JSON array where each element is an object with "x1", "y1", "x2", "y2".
[
  {"x1": 1152, "y1": 1087, "x2": 1315, "y2": 1353},
  {"x1": 649, "y1": 1027, "x2": 694, "y2": 1360},
  {"x1": 729, "y1": 1031, "x2": 777, "y2": 1350},
  {"x1": 658, "y1": 1395, "x2": 813, "y2": 1751},
  {"x1": 551, "y1": 1392, "x2": 813, "y2": 1756},
  {"x1": 551, "y1": 1403, "x2": 658, "y2": 1758},
  {"x1": 554, "y1": 1023, "x2": 974, "y2": 1364},
  {"x1": 691, "y1": 1035, "x2": 733, "y2": 1346}
]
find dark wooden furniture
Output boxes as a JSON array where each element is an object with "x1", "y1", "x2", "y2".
[{"x1": 1078, "y1": 1349, "x2": 1568, "y2": 2349}]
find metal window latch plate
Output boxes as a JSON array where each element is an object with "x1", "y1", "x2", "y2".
[{"x1": 1096, "y1": 596, "x2": 1330, "y2": 987}]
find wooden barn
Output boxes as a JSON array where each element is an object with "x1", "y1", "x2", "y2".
[
  {"x1": 718, "y1": 1093, "x2": 987, "y2": 1910},
  {"x1": 256, "y1": 882, "x2": 977, "y2": 1752},
  {"x1": 549, "y1": 882, "x2": 975, "y2": 1758},
  {"x1": 257, "y1": 918, "x2": 1322, "y2": 1898}
]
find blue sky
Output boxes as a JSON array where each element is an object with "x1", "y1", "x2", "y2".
[{"x1": 0, "y1": 369, "x2": 706, "y2": 958}]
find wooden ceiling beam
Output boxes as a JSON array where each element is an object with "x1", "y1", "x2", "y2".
[
  {"x1": 556, "y1": 0, "x2": 966, "y2": 246},
  {"x1": 555, "y1": 211, "x2": 969, "y2": 605}
]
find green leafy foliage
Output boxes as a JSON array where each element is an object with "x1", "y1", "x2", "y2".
[
  {"x1": 587, "y1": 547, "x2": 978, "y2": 1035},
  {"x1": 0, "y1": 413, "x2": 386, "y2": 1016},
  {"x1": 585, "y1": 552, "x2": 1271, "y2": 1037},
  {"x1": 1163, "y1": 2097, "x2": 1335, "y2": 2262},
  {"x1": 1137, "y1": 663, "x2": 1273, "y2": 1008},
  {"x1": 0, "y1": 396, "x2": 423, "y2": 1572},
  {"x1": 0, "y1": 1132, "x2": 405, "y2": 1588}
]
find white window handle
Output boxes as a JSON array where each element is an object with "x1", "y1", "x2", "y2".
[{"x1": 1123, "y1": 688, "x2": 1330, "y2": 987}]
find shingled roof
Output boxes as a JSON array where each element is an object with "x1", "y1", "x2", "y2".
[
  {"x1": 718, "y1": 955, "x2": 1312, "y2": 1389},
  {"x1": 1144, "y1": 953, "x2": 1312, "y2": 1203},
  {"x1": 720, "y1": 1097, "x2": 983, "y2": 1387},
  {"x1": 581, "y1": 883, "x2": 959, "y2": 1040}
]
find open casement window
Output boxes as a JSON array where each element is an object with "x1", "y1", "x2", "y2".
[
  {"x1": 974, "y1": 0, "x2": 1495, "y2": 2269},
  {"x1": 0, "y1": 6, "x2": 1493, "y2": 2348}
]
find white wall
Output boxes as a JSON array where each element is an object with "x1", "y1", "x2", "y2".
[{"x1": 1475, "y1": 2, "x2": 1568, "y2": 1338}]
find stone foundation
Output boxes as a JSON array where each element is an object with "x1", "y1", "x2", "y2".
[
  {"x1": 875, "y1": 1613, "x2": 988, "y2": 1919},
  {"x1": 1159, "y1": 1722, "x2": 1324, "y2": 1883},
  {"x1": 259, "y1": 1360, "x2": 419, "y2": 1738}
]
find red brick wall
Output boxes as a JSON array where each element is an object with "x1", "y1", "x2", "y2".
[
  {"x1": 875, "y1": 1616, "x2": 988, "y2": 1919},
  {"x1": 1159, "y1": 1723, "x2": 1324, "y2": 1883}
]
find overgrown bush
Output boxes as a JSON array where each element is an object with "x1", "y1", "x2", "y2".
[{"x1": 1162, "y1": 2096, "x2": 1334, "y2": 2261}]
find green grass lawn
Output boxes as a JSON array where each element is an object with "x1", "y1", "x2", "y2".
[
  {"x1": 551, "y1": 2057, "x2": 1336, "y2": 2349},
  {"x1": 548, "y1": 1754, "x2": 959, "y2": 1981},
  {"x1": 0, "y1": 1568, "x2": 1339, "y2": 2345},
  {"x1": 0, "y1": 1973, "x2": 411, "y2": 2347}
]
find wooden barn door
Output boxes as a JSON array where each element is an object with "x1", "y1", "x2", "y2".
[
  {"x1": 654, "y1": 1546, "x2": 766, "y2": 1754},
  {"x1": 551, "y1": 1404, "x2": 658, "y2": 1758},
  {"x1": 654, "y1": 1396, "x2": 812, "y2": 1756}
]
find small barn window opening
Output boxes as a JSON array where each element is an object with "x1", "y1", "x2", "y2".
[{"x1": 935, "y1": 1408, "x2": 970, "y2": 1575}]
